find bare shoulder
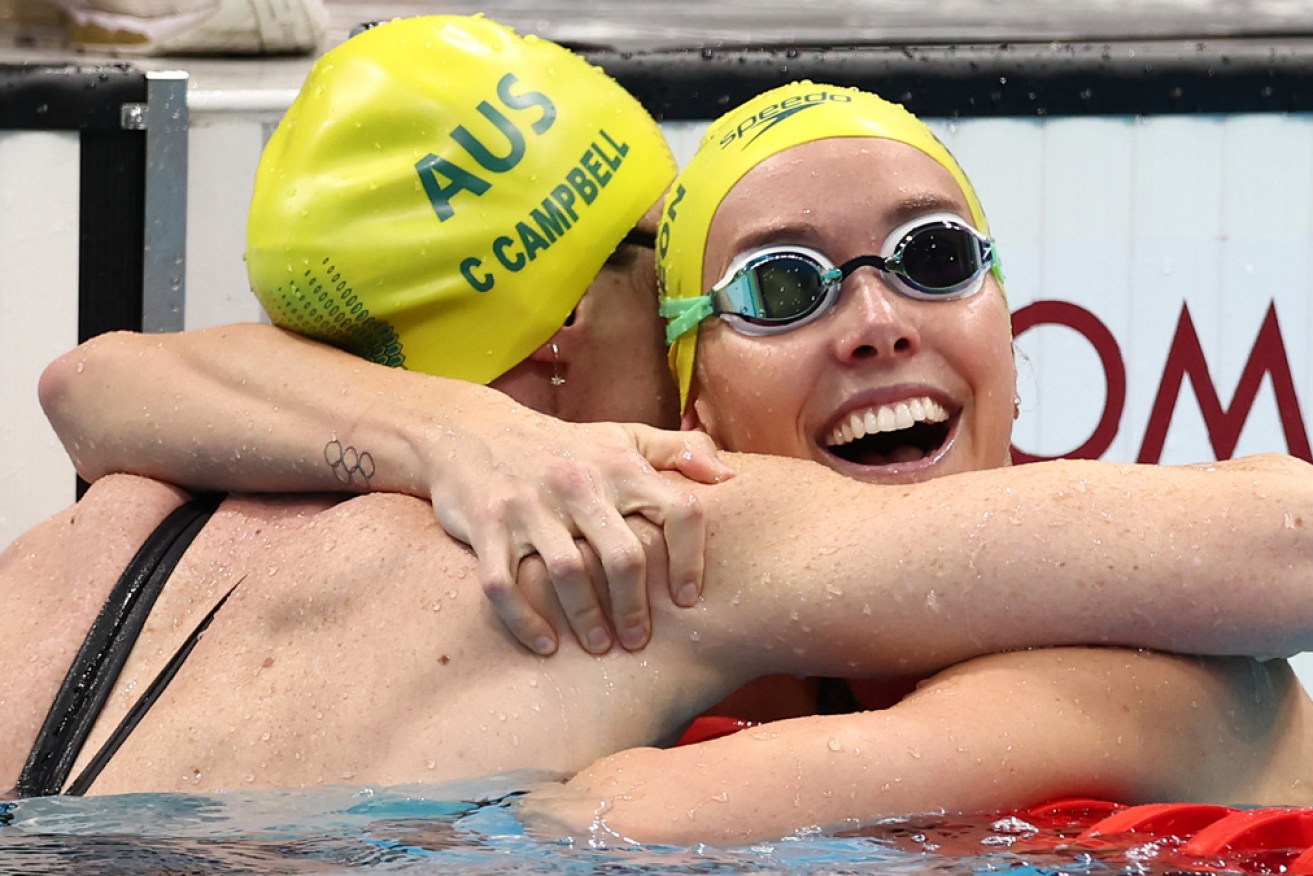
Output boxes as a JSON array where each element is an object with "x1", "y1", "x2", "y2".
[
  {"x1": 217, "y1": 489, "x2": 476, "y2": 589},
  {"x1": 0, "y1": 473, "x2": 192, "y2": 599}
]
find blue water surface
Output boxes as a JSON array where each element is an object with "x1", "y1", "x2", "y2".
[{"x1": 0, "y1": 779, "x2": 1220, "y2": 875}]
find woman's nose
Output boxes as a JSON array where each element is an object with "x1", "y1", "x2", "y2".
[{"x1": 828, "y1": 269, "x2": 921, "y2": 364}]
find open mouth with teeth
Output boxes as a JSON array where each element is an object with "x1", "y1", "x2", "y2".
[{"x1": 823, "y1": 397, "x2": 953, "y2": 467}]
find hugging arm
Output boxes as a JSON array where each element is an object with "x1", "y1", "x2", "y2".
[
  {"x1": 667, "y1": 451, "x2": 1313, "y2": 675},
  {"x1": 38, "y1": 324, "x2": 731, "y2": 654},
  {"x1": 524, "y1": 649, "x2": 1300, "y2": 845}
]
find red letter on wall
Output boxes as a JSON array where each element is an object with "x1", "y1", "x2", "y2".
[
  {"x1": 1011, "y1": 300, "x2": 1127, "y2": 464},
  {"x1": 1138, "y1": 301, "x2": 1310, "y2": 463}
]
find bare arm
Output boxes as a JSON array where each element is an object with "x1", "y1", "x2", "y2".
[
  {"x1": 525, "y1": 648, "x2": 1309, "y2": 845},
  {"x1": 667, "y1": 451, "x2": 1313, "y2": 675},
  {"x1": 38, "y1": 325, "x2": 733, "y2": 654},
  {"x1": 42, "y1": 325, "x2": 435, "y2": 494}
]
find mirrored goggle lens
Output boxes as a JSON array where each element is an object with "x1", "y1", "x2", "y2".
[
  {"x1": 740, "y1": 254, "x2": 829, "y2": 324},
  {"x1": 897, "y1": 225, "x2": 987, "y2": 293}
]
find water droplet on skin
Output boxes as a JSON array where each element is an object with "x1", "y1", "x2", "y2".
[
  {"x1": 827, "y1": 738, "x2": 843, "y2": 752},
  {"x1": 426, "y1": 759, "x2": 436, "y2": 770}
]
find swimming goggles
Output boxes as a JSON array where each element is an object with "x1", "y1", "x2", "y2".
[{"x1": 661, "y1": 212, "x2": 995, "y2": 342}]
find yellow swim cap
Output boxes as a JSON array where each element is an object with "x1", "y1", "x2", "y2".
[
  {"x1": 247, "y1": 15, "x2": 674, "y2": 384},
  {"x1": 658, "y1": 81, "x2": 993, "y2": 411}
]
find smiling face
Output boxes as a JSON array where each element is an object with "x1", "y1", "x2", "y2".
[{"x1": 685, "y1": 137, "x2": 1016, "y2": 483}]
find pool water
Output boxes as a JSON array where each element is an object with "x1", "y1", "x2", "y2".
[{"x1": 0, "y1": 779, "x2": 1259, "y2": 875}]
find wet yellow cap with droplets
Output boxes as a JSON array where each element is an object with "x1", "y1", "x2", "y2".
[
  {"x1": 247, "y1": 14, "x2": 674, "y2": 383},
  {"x1": 658, "y1": 81, "x2": 993, "y2": 411}
]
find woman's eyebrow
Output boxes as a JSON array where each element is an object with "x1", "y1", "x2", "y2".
[
  {"x1": 728, "y1": 193, "x2": 971, "y2": 249},
  {"x1": 886, "y1": 192, "x2": 972, "y2": 224},
  {"x1": 719, "y1": 191, "x2": 975, "y2": 260},
  {"x1": 729, "y1": 221, "x2": 819, "y2": 252}
]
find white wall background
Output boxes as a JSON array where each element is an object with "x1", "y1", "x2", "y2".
[{"x1": 0, "y1": 130, "x2": 80, "y2": 545}]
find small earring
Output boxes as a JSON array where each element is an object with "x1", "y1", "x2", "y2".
[
  {"x1": 1013, "y1": 396, "x2": 1021, "y2": 420},
  {"x1": 550, "y1": 343, "x2": 565, "y2": 387}
]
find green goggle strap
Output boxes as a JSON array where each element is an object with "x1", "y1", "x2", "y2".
[{"x1": 660, "y1": 295, "x2": 715, "y2": 345}]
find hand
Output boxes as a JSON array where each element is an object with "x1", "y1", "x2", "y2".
[
  {"x1": 423, "y1": 400, "x2": 733, "y2": 656},
  {"x1": 517, "y1": 749, "x2": 665, "y2": 846},
  {"x1": 516, "y1": 781, "x2": 612, "y2": 845}
]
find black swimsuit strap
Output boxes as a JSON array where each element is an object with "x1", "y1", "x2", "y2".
[
  {"x1": 15, "y1": 493, "x2": 222, "y2": 798},
  {"x1": 66, "y1": 576, "x2": 241, "y2": 796}
]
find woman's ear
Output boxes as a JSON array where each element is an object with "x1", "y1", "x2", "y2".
[
  {"x1": 526, "y1": 336, "x2": 560, "y2": 364},
  {"x1": 527, "y1": 303, "x2": 582, "y2": 365}
]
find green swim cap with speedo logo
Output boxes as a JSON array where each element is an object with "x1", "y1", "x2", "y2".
[
  {"x1": 658, "y1": 81, "x2": 995, "y2": 411},
  {"x1": 247, "y1": 15, "x2": 675, "y2": 384}
]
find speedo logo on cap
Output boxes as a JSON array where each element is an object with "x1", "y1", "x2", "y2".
[{"x1": 717, "y1": 89, "x2": 853, "y2": 149}]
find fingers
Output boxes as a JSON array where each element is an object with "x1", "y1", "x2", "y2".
[
  {"x1": 631, "y1": 426, "x2": 734, "y2": 484},
  {"x1": 656, "y1": 488, "x2": 706, "y2": 609},
  {"x1": 473, "y1": 533, "x2": 559, "y2": 657},
  {"x1": 629, "y1": 488, "x2": 705, "y2": 607},
  {"x1": 573, "y1": 505, "x2": 650, "y2": 651},
  {"x1": 529, "y1": 521, "x2": 616, "y2": 655},
  {"x1": 453, "y1": 425, "x2": 727, "y2": 659}
]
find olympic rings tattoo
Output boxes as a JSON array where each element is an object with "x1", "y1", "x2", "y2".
[{"x1": 324, "y1": 439, "x2": 376, "y2": 486}]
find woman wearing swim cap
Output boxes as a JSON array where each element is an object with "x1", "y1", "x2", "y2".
[
  {"x1": 655, "y1": 83, "x2": 1013, "y2": 725},
  {"x1": 520, "y1": 82, "x2": 1313, "y2": 842},
  {"x1": 42, "y1": 14, "x2": 734, "y2": 658},
  {"x1": 662, "y1": 82, "x2": 1011, "y2": 486}
]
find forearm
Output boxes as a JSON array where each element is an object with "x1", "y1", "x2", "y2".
[
  {"x1": 685, "y1": 453, "x2": 1313, "y2": 675},
  {"x1": 38, "y1": 324, "x2": 496, "y2": 495},
  {"x1": 529, "y1": 655, "x2": 1125, "y2": 845},
  {"x1": 532, "y1": 650, "x2": 1287, "y2": 845}
]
